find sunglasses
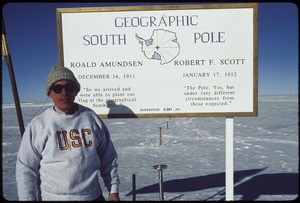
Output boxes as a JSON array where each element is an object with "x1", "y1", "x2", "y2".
[{"x1": 51, "y1": 83, "x2": 76, "y2": 94}]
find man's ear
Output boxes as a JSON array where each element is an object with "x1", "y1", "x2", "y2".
[{"x1": 48, "y1": 91, "x2": 53, "y2": 99}]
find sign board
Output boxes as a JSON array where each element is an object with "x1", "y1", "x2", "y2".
[{"x1": 57, "y1": 3, "x2": 258, "y2": 118}]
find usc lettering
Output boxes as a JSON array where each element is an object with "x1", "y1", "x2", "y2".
[
  {"x1": 57, "y1": 129, "x2": 93, "y2": 150},
  {"x1": 57, "y1": 131, "x2": 69, "y2": 150}
]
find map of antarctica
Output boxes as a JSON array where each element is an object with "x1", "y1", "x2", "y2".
[{"x1": 136, "y1": 29, "x2": 180, "y2": 65}]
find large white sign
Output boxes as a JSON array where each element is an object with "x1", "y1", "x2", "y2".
[{"x1": 57, "y1": 3, "x2": 258, "y2": 118}]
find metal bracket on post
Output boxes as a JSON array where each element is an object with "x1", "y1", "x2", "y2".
[{"x1": 153, "y1": 164, "x2": 168, "y2": 201}]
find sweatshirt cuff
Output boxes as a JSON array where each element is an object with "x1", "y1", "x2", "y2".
[{"x1": 110, "y1": 184, "x2": 119, "y2": 194}]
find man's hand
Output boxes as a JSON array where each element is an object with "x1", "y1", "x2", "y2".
[{"x1": 108, "y1": 193, "x2": 120, "y2": 201}]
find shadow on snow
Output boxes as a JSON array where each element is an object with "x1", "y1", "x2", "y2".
[{"x1": 126, "y1": 167, "x2": 298, "y2": 200}]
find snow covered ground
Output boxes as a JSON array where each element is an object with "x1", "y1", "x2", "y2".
[{"x1": 2, "y1": 95, "x2": 298, "y2": 201}]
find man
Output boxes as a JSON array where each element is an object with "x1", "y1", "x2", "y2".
[{"x1": 16, "y1": 66, "x2": 120, "y2": 201}]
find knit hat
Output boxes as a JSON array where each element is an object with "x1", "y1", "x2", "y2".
[{"x1": 46, "y1": 66, "x2": 81, "y2": 95}]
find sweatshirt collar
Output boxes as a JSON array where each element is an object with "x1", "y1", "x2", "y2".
[{"x1": 53, "y1": 104, "x2": 79, "y2": 115}]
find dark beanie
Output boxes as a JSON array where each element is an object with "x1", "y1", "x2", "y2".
[{"x1": 45, "y1": 66, "x2": 81, "y2": 95}]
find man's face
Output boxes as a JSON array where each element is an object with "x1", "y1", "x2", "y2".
[{"x1": 48, "y1": 80, "x2": 77, "y2": 113}]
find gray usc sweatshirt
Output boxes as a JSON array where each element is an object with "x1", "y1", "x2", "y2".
[{"x1": 16, "y1": 104, "x2": 120, "y2": 200}]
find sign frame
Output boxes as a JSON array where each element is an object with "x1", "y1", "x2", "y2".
[{"x1": 56, "y1": 3, "x2": 258, "y2": 118}]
